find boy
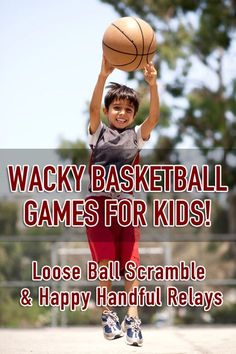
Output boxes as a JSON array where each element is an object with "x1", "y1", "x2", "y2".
[{"x1": 86, "y1": 56, "x2": 159, "y2": 346}]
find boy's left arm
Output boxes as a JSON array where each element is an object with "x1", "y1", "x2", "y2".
[{"x1": 140, "y1": 62, "x2": 160, "y2": 141}]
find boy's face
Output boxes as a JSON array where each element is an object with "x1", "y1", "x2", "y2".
[{"x1": 103, "y1": 99, "x2": 136, "y2": 130}]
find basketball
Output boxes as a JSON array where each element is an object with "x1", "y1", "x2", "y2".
[{"x1": 102, "y1": 17, "x2": 157, "y2": 72}]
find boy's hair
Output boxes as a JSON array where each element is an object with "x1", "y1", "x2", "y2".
[{"x1": 104, "y1": 82, "x2": 139, "y2": 115}]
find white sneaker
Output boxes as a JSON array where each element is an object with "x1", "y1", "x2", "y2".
[
  {"x1": 121, "y1": 315, "x2": 143, "y2": 346},
  {"x1": 101, "y1": 310, "x2": 123, "y2": 340}
]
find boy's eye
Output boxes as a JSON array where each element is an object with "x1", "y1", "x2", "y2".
[{"x1": 112, "y1": 105, "x2": 133, "y2": 113}]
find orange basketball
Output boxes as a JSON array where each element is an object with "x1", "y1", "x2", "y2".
[{"x1": 102, "y1": 17, "x2": 157, "y2": 72}]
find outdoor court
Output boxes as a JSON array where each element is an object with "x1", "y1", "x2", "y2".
[{"x1": 0, "y1": 326, "x2": 235, "y2": 354}]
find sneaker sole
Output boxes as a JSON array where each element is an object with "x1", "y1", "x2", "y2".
[
  {"x1": 126, "y1": 339, "x2": 143, "y2": 347},
  {"x1": 122, "y1": 322, "x2": 143, "y2": 347},
  {"x1": 104, "y1": 332, "x2": 124, "y2": 340}
]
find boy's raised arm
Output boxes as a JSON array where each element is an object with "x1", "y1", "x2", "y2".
[
  {"x1": 89, "y1": 57, "x2": 114, "y2": 134},
  {"x1": 140, "y1": 62, "x2": 160, "y2": 141}
]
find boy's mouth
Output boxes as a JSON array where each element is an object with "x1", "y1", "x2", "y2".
[{"x1": 116, "y1": 118, "x2": 127, "y2": 124}]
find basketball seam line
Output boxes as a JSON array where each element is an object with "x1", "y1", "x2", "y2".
[
  {"x1": 147, "y1": 32, "x2": 155, "y2": 61},
  {"x1": 102, "y1": 41, "x2": 156, "y2": 56},
  {"x1": 111, "y1": 23, "x2": 138, "y2": 55},
  {"x1": 106, "y1": 23, "x2": 139, "y2": 67},
  {"x1": 132, "y1": 17, "x2": 145, "y2": 70}
]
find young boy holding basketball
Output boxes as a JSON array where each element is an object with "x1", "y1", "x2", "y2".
[{"x1": 86, "y1": 56, "x2": 159, "y2": 346}]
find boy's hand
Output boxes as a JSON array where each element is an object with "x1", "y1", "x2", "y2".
[
  {"x1": 100, "y1": 56, "x2": 114, "y2": 77},
  {"x1": 143, "y1": 62, "x2": 157, "y2": 86}
]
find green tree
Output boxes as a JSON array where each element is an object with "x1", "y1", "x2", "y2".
[
  {"x1": 57, "y1": 138, "x2": 89, "y2": 165},
  {"x1": 0, "y1": 201, "x2": 18, "y2": 235}
]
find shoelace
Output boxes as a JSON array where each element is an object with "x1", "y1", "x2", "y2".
[
  {"x1": 128, "y1": 317, "x2": 141, "y2": 332},
  {"x1": 103, "y1": 310, "x2": 119, "y2": 326}
]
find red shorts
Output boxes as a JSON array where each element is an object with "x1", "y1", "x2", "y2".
[{"x1": 86, "y1": 196, "x2": 140, "y2": 273}]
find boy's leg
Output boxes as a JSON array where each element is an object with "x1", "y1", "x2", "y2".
[
  {"x1": 120, "y1": 224, "x2": 141, "y2": 317},
  {"x1": 124, "y1": 278, "x2": 139, "y2": 317},
  {"x1": 99, "y1": 259, "x2": 123, "y2": 340},
  {"x1": 86, "y1": 197, "x2": 123, "y2": 340},
  {"x1": 122, "y1": 277, "x2": 143, "y2": 346},
  {"x1": 99, "y1": 259, "x2": 112, "y2": 311},
  {"x1": 120, "y1": 225, "x2": 143, "y2": 346}
]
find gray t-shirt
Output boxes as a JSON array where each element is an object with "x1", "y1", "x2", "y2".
[
  {"x1": 88, "y1": 122, "x2": 146, "y2": 147},
  {"x1": 88, "y1": 123, "x2": 147, "y2": 198}
]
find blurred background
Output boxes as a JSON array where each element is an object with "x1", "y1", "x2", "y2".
[{"x1": 0, "y1": 0, "x2": 236, "y2": 328}]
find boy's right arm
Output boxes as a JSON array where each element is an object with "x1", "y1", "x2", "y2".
[{"x1": 89, "y1": 57, "x2": 114, "y2": 134}]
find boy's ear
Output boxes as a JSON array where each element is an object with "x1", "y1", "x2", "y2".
[{"x1": 103, "y1": 107, "x2": 108, "y2": 116}]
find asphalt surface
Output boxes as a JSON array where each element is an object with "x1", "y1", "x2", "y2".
[{"x1": 0, "y1": 326, "x2": 236, "y2": 354}]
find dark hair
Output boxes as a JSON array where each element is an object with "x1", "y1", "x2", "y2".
[{"x1": 104, "y1": 82, "x2": 139, "y2": 115}]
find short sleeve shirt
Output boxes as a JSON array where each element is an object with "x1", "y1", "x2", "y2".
[
  {"x1": 87, "y1": 123, "x2": 148, "y2": 197},
  {"x1": 88, "y1": 122, "x2": 147, "y2": 150},
  {"x1": 88, "y1": 123, "x2": 147, "y2": 171}
]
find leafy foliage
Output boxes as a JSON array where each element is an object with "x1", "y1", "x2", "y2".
[
  {"x1": 57, "y1": 139, "x2": 89, "y2": 165},
  {"x1": 0, "y1": 201, "x2": 18, "y2": 235}
]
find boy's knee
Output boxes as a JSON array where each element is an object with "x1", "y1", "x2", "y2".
[{"x1": 99, "y1": 259, "x2": 110, "y2": 266}]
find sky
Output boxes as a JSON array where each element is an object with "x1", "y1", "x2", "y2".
[{"x1": 0, "y1": 0, "x2": 127, "y2": 148}]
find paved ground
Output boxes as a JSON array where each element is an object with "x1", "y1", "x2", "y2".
[{"x1": 0, "y1": 326, "x2": 236, "y2": 354}]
